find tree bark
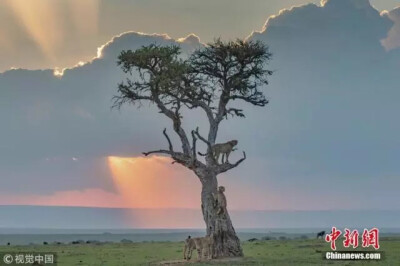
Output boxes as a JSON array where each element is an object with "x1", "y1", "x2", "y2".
[{"x1": 199, "y1": 172, "x2": 243, "y2": 258}]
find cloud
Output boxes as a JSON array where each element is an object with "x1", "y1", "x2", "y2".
[
  {"x1": 0, "y1": 32, "x2": 200, "y2": 160},
  {"x1": 96, "y1": 31, "x2": 201, "y2": 61},
  {"x1": 177, "y1": 34, "x2": 203, "y2": 45},
  {"x1": 250, "y1": 0, "x2": 393, "y2": 55},
  {"x1": 0, "y1": 0, "x2": 329, "y2": 73},
  {"x1": 0, "y1": 0, "x2": 101, "y2": 71},
  {"x1": 0, "y1": 0, "x2": 398, "y2": 72},
  {"x1": 382, "y1": 7, "x2": 400, "y2": 50},
  {"x1": 1, "y1": 0, "x2": 400, "y2": 211},
  {"x1": 0, "y1": 155, "x2": 202, "y2": 209},
  {"x1": 244, "y1": 0, "x2": 400, "y2": 208},
  {"x1": 0, "y1": 32, "x2": 204, "y2": 196}
]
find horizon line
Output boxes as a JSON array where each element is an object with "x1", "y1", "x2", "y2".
[{"x1": 0, "y1": 205, "x2": 399, "y2": 212}]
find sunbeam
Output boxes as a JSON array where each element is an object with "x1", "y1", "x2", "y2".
[
  {"x1": 5, "y1": 0, "x2": 63, "y2": 61},
  {"x1": 107, "y1": 156, "x2": 200, "y2": 209},
  {"x1": 4, "y1": 0, "x2": 100, "y2": 63}
]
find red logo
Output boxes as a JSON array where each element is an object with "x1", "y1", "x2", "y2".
[
  {"x1": 325, "y1": 227, "x2": 379, "y2": 250},
  {"x1": 343, "y1": 228, "x2": 359, "y2": 248},
  {"x1": 325, "y1": 227, "x2": 342, "y2": 250},
  {"x1": 362, "y1": 228, "x2": 380, "y2": 250}
]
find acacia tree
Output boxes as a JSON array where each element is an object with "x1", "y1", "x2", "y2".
[{"x1": 114, "y1": 39, "x2": 272, "y2": 258}]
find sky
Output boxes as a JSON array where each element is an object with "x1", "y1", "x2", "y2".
[
  {"x1": 1, "y1": 0, "x2": 400, "y2": 228},
  {"x1": 0, "y1": 0, "x2": 399, "y2": 71}
]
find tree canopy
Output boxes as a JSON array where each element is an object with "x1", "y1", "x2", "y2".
[{"x1": 113, "y1": 39, "x2": 272, "y2": 174}]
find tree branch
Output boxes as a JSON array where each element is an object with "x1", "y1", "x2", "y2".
[
  {"x1": 153, "y1": 96, "x2": 191, "y2": 155},
  {"x1": 191, "y1": 130, "x2": 197, "y2": 160},
  {"x1": 116, "y1": 41, "x2": 272, "y2": 177},
  {"x1": 217, "y1": 151, "x2": 246, "y2": 174},
  {"x1": 193, "y1": 101, "x2": 216, "y2": 125},
  {"x1": 226, "y1": 107, "x2": 245, "y2": 118},
  {"x1": 143, "y1": 128, "x2": 206, "y2": 170},
  {"x1": 163, "y1": 128, "x2": 173, "y2": 152},
  {"x1": 143, "y1": 150, "x2": 174, "y2": 156},
  {"x1": 230, "y1": 95, "x2": 268, "y2": 107},
  {"x1": 112, "y1": 81, "x2": 153, "y2": 110},
  {"x1": 143, "y1": 149, "x2": 198, "y2": 167}
]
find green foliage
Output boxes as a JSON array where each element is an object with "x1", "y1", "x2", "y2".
[
  {"x1": 190, "y1": 39, "x2": 273, "y2": 109},
  {"x1": 115, "y1": 44, "x2": 190, "y2": 110},
  {"x1": 114, "y1": 39, "x2": 273, "y2": 119}
]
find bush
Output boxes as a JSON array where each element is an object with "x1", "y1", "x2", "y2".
[
  {"x1": 261, "y1": 236, "x2": 276, "y2": 241},
  {"x1": 121, "y1": 239, "x2": 133, "y2": 244}
]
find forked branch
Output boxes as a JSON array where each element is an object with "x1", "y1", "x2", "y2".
[
  {"x1": 143, "y1": 128, "x2": 206, "y2": 169},
  {"x1": 217, "y1": 151, "x2": 247, "y2": 174}
]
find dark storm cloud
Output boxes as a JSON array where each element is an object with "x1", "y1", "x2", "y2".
[
  {"x1": 0, "y1": 33, "x2": 201, "y2": 193},
  {"x1": 242, "y1": 0, "x2": 400, "y2": 208}
]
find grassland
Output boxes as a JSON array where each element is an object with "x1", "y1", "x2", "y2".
[{"x1": 0, "y1": 237, "x2": 399, "y2": 265}]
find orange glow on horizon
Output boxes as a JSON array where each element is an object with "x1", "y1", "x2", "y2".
[
  {"x1": 0, "y1": 156, "x2": 284, "y2": 215},
  {"x1": 0, "y1": 188, "x2": 126, "y2": 208},
  {"x1": 107, "y1": 156, "x2": 201, "y2": 209}
]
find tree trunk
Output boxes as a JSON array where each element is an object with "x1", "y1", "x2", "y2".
[{"x1": 200, "y1": 172, "x2": 243, "y2": 258}]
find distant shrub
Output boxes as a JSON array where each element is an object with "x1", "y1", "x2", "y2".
[
  {"x1": 279, "y1": 236, "x2": 287, "y2": 240},
  {"x1": 261, "y1": 236, "x2": 276, "y2": 241},
  {"x1": 86, "y1": 240, "x2": 101, "y2": 245},
  {"x1": 300, "y1": 235, "x2": 308, "y2": 240},
  {"x1": 71, "y1": 240, "x2": 85, "y2": 245}
]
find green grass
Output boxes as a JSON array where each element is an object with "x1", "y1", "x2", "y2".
[{"x1": 0, "y1": 237, "x2": 399, "y2": 265}]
